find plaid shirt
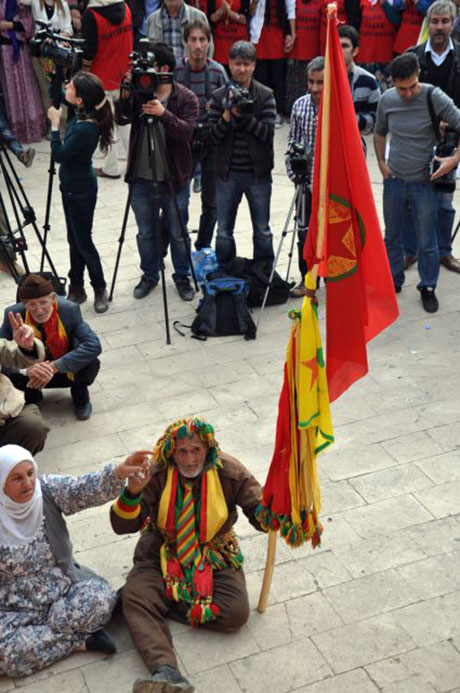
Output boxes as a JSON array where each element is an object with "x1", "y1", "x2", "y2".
[
  {"x1": 161, "y1": 3, "x2": 186, "y2": 62},
  {"x1": 286, "y1": 92, "x2": 318, "y2": 187}
]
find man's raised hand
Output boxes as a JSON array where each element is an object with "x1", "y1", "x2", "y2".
[{"x1": 9, "y1": 312, "x2": 35, "y2": 351}]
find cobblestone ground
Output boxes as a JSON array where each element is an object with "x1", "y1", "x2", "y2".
[{"x1": 1, "y1": 127, "x2": 460, "y2": 693}]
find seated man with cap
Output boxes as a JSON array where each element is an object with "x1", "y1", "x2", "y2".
[
  {"x1": 0, "y1": 274, "x2": 101, "y2": 421},
  {"x1": 110, "y1": 416, "x2": 266, "y2": 693}
]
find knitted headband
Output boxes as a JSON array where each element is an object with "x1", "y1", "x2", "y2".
[{"x1": 154, "y1": 417, "x2": 220, "y2": 468}]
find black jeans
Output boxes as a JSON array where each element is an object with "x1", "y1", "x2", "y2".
[
  {"x1": 254, "y1": 59, "x2": 287, "y2": 114},
  {"x1": 194, "y1": 149, "x2": 218, "y2": 250},
  {"x1": 61, "y1": 180, "x2": 106, "y2": 290},
  {"x1": 7, "y1": 358, "x2": 100, "y2": 407}
]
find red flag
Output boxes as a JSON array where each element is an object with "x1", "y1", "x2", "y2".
[{"x1": 305, "y1": 5, "x2": 398, "y2": 403}]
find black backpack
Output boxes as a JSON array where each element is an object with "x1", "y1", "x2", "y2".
[
  {"x1": 234, "y1": 257, "x2": 293, "y2": 307},
  {"x1": 190, "y1": 273, "x2": 256, "y2": 340}
]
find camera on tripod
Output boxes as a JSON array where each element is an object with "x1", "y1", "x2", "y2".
[
  {"x1": 30, "y1": 23, "x2": 85, "y2": 72},
  {"x1": 225, "y1": 82, "x2": 254, "y2": 115},
  {"x1": 126, "y1": 38, "x2": 174, "y2": 101},
  {"x1": 286, "y1": 142, "x2": 313, "y2": 178}
]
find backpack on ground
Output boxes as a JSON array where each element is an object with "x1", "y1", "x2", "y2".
[
  {"x1": 234, "y1": 257, "x2": 293, "y2": 307},
  {"x1": 190, "y1": 272, "x2": 256, "y2": 340}
]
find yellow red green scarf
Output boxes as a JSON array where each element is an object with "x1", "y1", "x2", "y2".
[{"x1": 25, "y1": 298, "x2": 71, "y2": 374}]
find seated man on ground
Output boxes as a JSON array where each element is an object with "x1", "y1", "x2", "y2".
[
  {"x1": 110, "y1": 416, "x2": 267, "y2": 693},
  {"x1": 0, "y1": 274, "x2": 101, "y2": 421},
  {"x1": 0, "y1": 311, "x2": 48, "y2": 453}
]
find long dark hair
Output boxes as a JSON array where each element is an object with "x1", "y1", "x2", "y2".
[{"x1": 72, "y1": 72, "x2": 114, "y2": 155}]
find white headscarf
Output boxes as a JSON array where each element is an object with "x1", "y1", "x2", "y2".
[{"x1": 0, "y1": 445, "x2": 43, "y2": 548}]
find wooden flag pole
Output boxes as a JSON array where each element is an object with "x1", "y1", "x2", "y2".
[{"x1": 257, "y1": 529, "x2": 277, "y2": 613}]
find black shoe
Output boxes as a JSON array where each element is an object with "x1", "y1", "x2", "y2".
[
  {"x1": 94, "y1": 288, "x2": 109, "y2": 313},
  {"x1": 133, "y1": 276, "x2": 158, "y2": 299},
  {"x1": 74, "y1": 401, "x2": 93, "y2": 420},
  {"x1": 25, "y1": 390, "x2": 44, "y2": 405},
  {"x1": 394, "y1": 285, "x2": 402, "y2": 294},
  {"x1": 67, "y1": 285, "x2": 87, "y2": 304},
  {"x1": 133, "y1": 665, "x2": 194, "y2": 693},
  {"x1": 175, "y1": 278, "x2": 194, "y2": 302},
  {"x1": 85, "y1": 629, "x2": 116, "y2": 655},
  {"x1": 420, "y1": 287, "x2": 439, "y2": 313},
  {"x1": 18, "y1": 147, "x2": 35, "y2": 168}
]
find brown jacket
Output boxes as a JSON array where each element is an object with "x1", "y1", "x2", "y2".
[{"x1": 110, "y1": 452, "x2": 264, "y2": 565}]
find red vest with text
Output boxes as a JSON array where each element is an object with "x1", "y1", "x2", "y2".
[
  {"x1": 214, "y1": 0, "x2": 248, "y2": 64},
  {"x1": 290, "y1": 0, "x2": 321, "y2": 61},
  {"x1": 357, "y1": 0, "x2": 396, "y2": 64},
  {"x1": 89, "y1": 6, "x2": 133, "y2": 91},
  {"x1": 393, "y1": 0, "x2": 422, "y2": 54},
  {"x1": 256, "y1": 0, "x2": 285, "y2": 60}
]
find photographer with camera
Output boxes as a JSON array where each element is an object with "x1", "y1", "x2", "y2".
[
  {"x1": 48, "y1": 72, "x2": 114, "y2": 314},
  {"x1": 405, "y1": 0, "x2": 460, "y2": 274},
  {"x1": 374, "y1": 52, "x2": 460, "y2": 314},
  {"x1": 208, "y1": 40, "x2": 276, "y2": 273},
  {"x1": 116, "y1": 41, "x2": 199, "y2": 301},
  {"x1": 175, "y1": 19, "x2": 228, "y2": 250},
  {"x1": 285, "y1": 55, "x2": 323, "y2": 298}
]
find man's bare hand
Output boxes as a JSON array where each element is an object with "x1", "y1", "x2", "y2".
[
  {"x1": 284, "y1": 34, "x2": 295, "y2": 52},
  {"x1": 378, "y1": 161, "x2": 392, "y2": 179},
  {"x1": 26, "y1": 362, "x2": 55, "y2": 389},
  {"x1": 430, "y1": 155, "x2": 458, "y2": 181},
  {"x1": 9, "y1": 312, "x2": 35, "y2": 351},
  {"x1": 121, "y1": 70, "x2": 132, "y2": 100},
  {"x1": 116, "y1": 450, "x2": 153, "y2": 495},
  {"x1": 142, "y1": 99, "x2": 165, "y2": 117}
]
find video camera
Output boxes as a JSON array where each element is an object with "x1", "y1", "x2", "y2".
[
  {"x1": 224, "y1": 82, "x2": 254, "y2": 115},
  {"x1": 30, "y1": 22, "x2": 85, "y2": 72},
  {"x1": 286, "y1": 141, "x2": 313, "y2": 178},
  {"x1": 126, "y1": 38, "x2": 174, "y2": 101}
]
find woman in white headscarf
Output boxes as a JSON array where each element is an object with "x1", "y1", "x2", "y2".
[{"x1": 0, "y1": 444, "x2": 151, "y2": 678}]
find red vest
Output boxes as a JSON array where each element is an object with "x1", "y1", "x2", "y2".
[
  {"x1": 319, "y1": 0, "x2": 346, "y2": 54},
  {"x1": 290, "y1": 0, "x2": 321, "y2": 61},
  {"x1": 393, "y1": 0, "x2": 422, "y2": 54},
  {"x1": 256, "y1": 0, "x2": 285, "y2": 60},
  {"x1": 89, "y1": 6, "x2": 133, "y2": 92},
  {"x1": 357, "y1": 0, "x2": 396, "y2": 64},
  {"x1": 214, "y1": 0, "x2": 248, "y2": 64}
]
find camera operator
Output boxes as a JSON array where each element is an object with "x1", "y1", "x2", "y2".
[
  {"x1": 208, "y1": 40, "x2": 276, "y2": 273},
  {"x1": 116, "y1": 41, "x2": 199, "y2": 301},
  {"x1": 285, "y1": 55, "x2": 323, "y2": 298},
  {"x1": 174, "y1": 19, "x2": 228, "y2": 250},
  {"x1": 48, "y1": 72, "x2": 114, "y2": 314}
]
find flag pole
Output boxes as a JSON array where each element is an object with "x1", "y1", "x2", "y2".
[{"x1": 257, "y1": 529, "x2": 277, "y2": 613}]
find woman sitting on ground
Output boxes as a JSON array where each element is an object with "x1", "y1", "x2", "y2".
[{"x1": 0, "y1": 444, "x2": 150, "y2": 678}]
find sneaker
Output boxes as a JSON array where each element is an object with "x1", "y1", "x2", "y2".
[
  {"x1": 94, "y1": 288, "x2": 109, "y2": 313},
  {"x1": 275, "y1": 113, "x2": 283, "y2": 129},
  {"x1": 133, "y1": 664, "x2": 195, "y2": 693},
  {"x1": 67, "y1": 285, "x2": 87, "y2": 304},
  {"x1": 18, "y1": 147, "x2": 35, "y2": 168},
  {"x1": 290, "y1": 280, "x2": 307, "y2": 298},
  {"x1": 133, "y1": 276, "x2": 158, "y2": 299},
  {"x1": 394, "y1": 285, "x2": 402, "y2": 294},
  {"x1": 74, "y1": 401, "x2": 93, "y2": 420},
  {"x1": 175, "y1": 278, "x2": 194, "y2": 302},
  {"x1": 420, "y1": 287, "x2": 439, "y2": 313}
]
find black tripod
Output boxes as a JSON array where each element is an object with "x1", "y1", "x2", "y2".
[
  {"x1": 110, "y1": 108, "x2": 198, "y2": 345},
  {"x1": 256, "y1": 174, "x2": 310, "y2": 332},
  {"x1": 0, "y1": 141, "x2": 63, "y2": 287}
]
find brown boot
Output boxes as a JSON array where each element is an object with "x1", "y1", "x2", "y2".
[
  {"x1": 67, "y1": 285, "x2": 87, "y2": 304},
  {"x1": 94, "y1": 288, "x2": 109, "y2": 313}
]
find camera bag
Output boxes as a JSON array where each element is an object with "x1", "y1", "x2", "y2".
[
  {"x1": 426, "y1": 87, "x2": 457, "y2": 193},
  {"x1": 234, "y1": 257, "x2": 293, "y2": 307},
  {"x1": 191, "y1": 273, "x2": 256, "y2": 340}
]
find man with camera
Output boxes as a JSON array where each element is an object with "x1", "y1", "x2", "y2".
[
  {"x1": 374, "y1": 52, "x2": 460, "y2": 314},
  {"x1": 116, "y1": 41, "x2": 199, "y2": 301},
  {"x1": 174, "y1": 20, "x2": 227, "y2": 251},
  {"x1": 208, "y1": 40, "x2": 276, "y2": 273},
  {"x1": 285, "y1": 55, "x2": 324, "y2": 298},
  {"x1": 406, "y1": 0, "x2": 460, "y2": 274}
]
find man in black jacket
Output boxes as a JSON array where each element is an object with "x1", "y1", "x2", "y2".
[
  {"x1": 208, "y1": 41, "x2": 276, "y2": 272},
  {"x1": 407, "y1": 0, "x2": 460, "y2": 273}
]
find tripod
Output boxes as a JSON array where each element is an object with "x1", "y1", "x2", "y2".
[
  {"x1": 256, "y1": 175, "x2": 311, "y2": 333},
  {"x1": 0, "y1": 141, "x2": 63, "y2": 287},
  {"x1": 110, "y1": 105, "x2": 198, "y2": 345}
]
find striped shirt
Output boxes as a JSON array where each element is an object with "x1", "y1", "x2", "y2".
[
  {"x1": 349, "y1": 64, "x2": 380, "y2": 134},
  {"x1": 286, "y1": 92, "x2": 317, "y2": 186},
  {"x1": 161, "y1": 3, "x2": 186, "y2": 62},
  {"x1": 174, "y1": 57, "x2": 228, "y2": 123}
]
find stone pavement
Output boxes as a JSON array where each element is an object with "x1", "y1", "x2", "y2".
[{"x1": 1, "y1": 126, "x2": 460, "y2": 693}]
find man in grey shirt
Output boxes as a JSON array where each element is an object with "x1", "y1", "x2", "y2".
[{"x1": 374, "y1": 52, "x2": 460, "y2": 313}]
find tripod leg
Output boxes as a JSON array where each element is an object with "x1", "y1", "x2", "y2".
[
  {"x1": 109, "y1": 185, "x2": 133, "y2": 301},
  {"x1": 160, "y1": 267, "x2": 171, "y2": 345}
]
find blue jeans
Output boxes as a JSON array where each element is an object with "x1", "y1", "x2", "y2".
[
  {"x1": 216, "y1": 171, "x2": 274, "y2": 272},
  {"x1": 0, "y1": 109, "x2": 22, "y2": 158},
  {"x1": 383, "y1": 177, "x2": 439, "y2": 289},
  {"x1": 131, "y1": 180, "x2": 190, "y2": 283},
  {"x1": 403, "y1": 189, "x2": 455, "y2": 259}
]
